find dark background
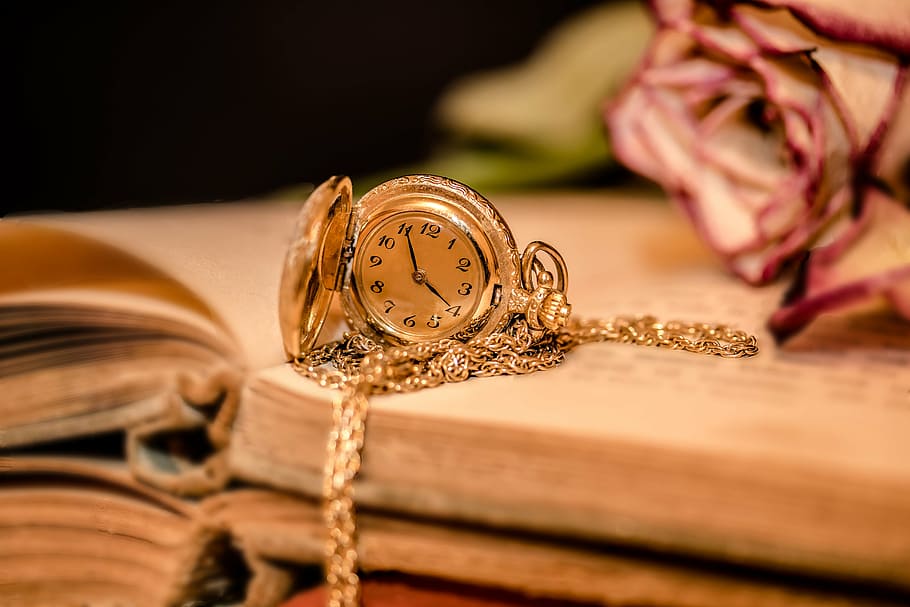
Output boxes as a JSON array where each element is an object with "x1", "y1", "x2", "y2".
[{"x1": 5, "y1": 1, "x2": 597, "y2": 214}]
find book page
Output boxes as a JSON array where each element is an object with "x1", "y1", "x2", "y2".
[
  {"x1": 5, "y1": 203, "x2": 311, "y2": 467},
  {"x1": 16, "y1": 200, "x2": 309, "y2": 369},
  {"x1": 0, "y1": 222, "x2": 217, "y2": 321}
]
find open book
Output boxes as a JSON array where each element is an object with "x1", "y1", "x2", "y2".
[
  {"x1": 0, "y1": 201, "x2": 303, "y2": 494},
  {"x1": 2, "y1": 192, "x2": 909, "y2": 606}
]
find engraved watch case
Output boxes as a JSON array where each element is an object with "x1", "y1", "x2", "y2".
[{"x1": 279, "y1": 174, "x2": 528, "y2": 360}]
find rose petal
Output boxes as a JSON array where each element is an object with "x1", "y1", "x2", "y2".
[
  {"x1": 816, "y1": 192, "x2": 910, "y2": 280},
  {"x1": 755, "y1": 175, "x2": 812, "y2": 239},
  {"x1": 649, "y1": 0, "x2": 694, "y2": 26},
  {"x1": 751, "y1": 57, "x2": 832, "y2": 190},
  {"x1": 873, "y1": 72, "x2": 910, "y2": 201},
  {"x1": 769, "y1": 189, "x2": 910, "y2": 340},
  {"x1": 756, "y1": 0, "x2": 910, "y2": 55},
  {"x1": 609, "y1": 82, "x2": 699, "y2": 183},
  {"x1": 680, "y1": 75, "x2": 763, "y2": 110},
  {"x1": 753, "y1": 183, "x2": 854, "y2": 280},
  {"x1": 748, "y1": 57, "x2": 854, "y2": 242},
  {"x1": 689, "y1": 21, "x2": 761, "y2": 62},
  {"x1": 641, "y1": 58, "x2": 735, "y2": 88},
  {"x1": 779, "y1": 106, "x2": 813, "y2": 165},
  {"x1": 608, "y1": 87, "x2": 664, "y2": 180},
  {"x1": 733, "y1": 5, "x2": 821, "y2": 53},
  {"x1": 752, "y1": 55, "x2": 821, "y2": 116},
  {"x1": 814, "y1": 95, "x2": 853, "y2": 198},
  {"x1": 607, "y1": 1, "x2": 874, "y2": 289},
  {"x1": 734, "y1": 3, "x2": 905, "y2": 159},
  {"x1": 647, "y1": 27, "x2": 698, "y2": 68},
  {"x1": 684, "y1": 168, "x2": 764, "y2": 254},
  {"x1": 812, "y1": 44, "x2": 902, "y2": 154},
  {"x1": 696, "y1": 96, "x2": 790, "y2": 192},
  {"x1": 755, "y1": 63, "x2": 852, "y2": 219},
  {"x1": 733, "y1": 180, "x2": 853, "y2": 284},
  {"x1": 638, "y1": 87, "x2": 776, "y2": 257},
  {"x1": 637, "y1": 88, "x2": 701, "y2": 181}
]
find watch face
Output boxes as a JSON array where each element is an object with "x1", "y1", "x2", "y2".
[{"x1": 352, "y1": 210, "x2": 490, "y2": 341}]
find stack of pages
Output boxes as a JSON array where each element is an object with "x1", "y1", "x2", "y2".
[{"x1": 2, "y1": 192, "x2": 908, "y2": 607}]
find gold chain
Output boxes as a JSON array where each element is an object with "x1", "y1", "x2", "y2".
[{"x1": 293, "y1": 315, "x2": 758, "y2": 607}]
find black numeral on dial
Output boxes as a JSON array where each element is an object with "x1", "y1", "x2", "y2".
[
  {"x1": 427, "y1": 314, "x2": 441, "y2": 328},
  {"x1": 370, "y1": 280, "x2": 384, "y2": 293},
  {"x1": 445, "y1": 305, "x2": 461, "y2": 317},
  {"x1": 383, "y1": 299, "x2": 395, "y2": 313},
  {"x1": 456, "y1": 257, "x2": 471, "y2": 272},
  {"x1": 377, "y1": 235, "x2": 395, "y2": 249},
  {"x1": 403, "y1": 314, "x2": 416, "y2": 328},
  {"x1": 397, "y1": 223, "x2": 413, "y2": 235},
  {"x1": 419, "y1": 223, "x2": 440, "y2": 238},
  {"x1": 457, "y1": 282, "x2": 472, "y2": 296},
  {"x1": 369, "y1": 255, "x2": 382, "y2": 267}
]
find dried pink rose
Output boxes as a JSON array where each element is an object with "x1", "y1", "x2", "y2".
[
  {"x1": 769, "y1": 188, "x2": 910, "y2": 340},
  {"x1": 607, "y1": 0, "x2": 910, "y2": 284}
]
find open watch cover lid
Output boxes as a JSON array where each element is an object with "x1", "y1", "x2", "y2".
[{"x1": 278, "y1": 175, "x2": 353, "y2": 360}]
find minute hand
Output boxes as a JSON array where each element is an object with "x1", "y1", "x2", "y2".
[{"x1": 423, "y1": 279, "x2": 450, "y2": 307}]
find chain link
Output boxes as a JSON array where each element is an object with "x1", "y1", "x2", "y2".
[
  {"x1": 558, "y1": 315, "x2": 760, "y2": 358},
  {"x1": 293, "y1": 314, "x2": 758, "y2": 607}
]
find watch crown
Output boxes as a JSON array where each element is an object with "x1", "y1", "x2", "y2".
[
  {"x1": 525, "y1": 286, "x2": 572, "y2": 332},
  {"x1": 539, "y1": 291, "x2": 571, "y2": 331}
]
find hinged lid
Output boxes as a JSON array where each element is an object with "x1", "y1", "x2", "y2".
[{"x1": 278, "y1": 175, "x2": 353, "y2": 360}]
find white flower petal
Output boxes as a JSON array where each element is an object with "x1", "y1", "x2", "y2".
[
  {"x1": 690, "y1": 22, "x2": 761, "y2": 61},
  {"x1": 873, "y1": 73, "x2": 910, "y2": 201},
  {"x1": 686, "y1": 169, "x2": 762, "y2": 254},
  {"x1": 649, "y1": 0, "x2": 694, "y2": 26},
  {"x1": 752, "y1": 55, "x2": 821, "y2": 114},
  {"x1": 698, "y1": 97, "x2": 789, "y2": 191},
  {"x1": 609, "y1": 86, "x2": 658, "y2": 177},
  {"x1": 812, "y1": 44, "x2": 901, "y2": 153},
  {"x1": 641, "y1": 58, "x2": 735, "y2": 88},
  {"x1": 733, "y1": 5, "x2": 820, "y2": 53},
  {"x1": 756, "y1": 0, "x2": 910, "y2": 55},
  {"x1": 770, "y1": 189, "x2": 910, "y2": 340}
]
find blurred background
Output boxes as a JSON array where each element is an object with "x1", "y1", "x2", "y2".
[{"x1": 5, "y1": 1, "x2": 651, "y2": 215}]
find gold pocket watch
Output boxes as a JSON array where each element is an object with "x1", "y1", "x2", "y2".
[
  {"x1": 279, "y1": 173, "x2": 571, "y2": 357},
  {"x1": 278, "y1": 174, "x2": 758, "y2": 607}
]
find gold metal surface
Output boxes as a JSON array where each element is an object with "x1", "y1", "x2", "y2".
[
  {"x1": 278, "y1": 175, "x2": 353, "y2": 359},
  {"x1": 341, "y1": 174, "x2": 522, "y2": 345}
]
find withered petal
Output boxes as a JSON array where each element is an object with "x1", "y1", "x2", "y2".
[
  {"x1": 755, "y1": 0, "x2": 910, "y2": 55},
  {"x1": 769, "y1": 189, "x2": 910, "y2": 340}
]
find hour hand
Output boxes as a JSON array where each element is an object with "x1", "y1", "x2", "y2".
[
  {"x1": 404, "y1": 228, "x2": 419, "y2": 273},
  {"x1": 423, "y1": 279, "x2": 450, "y2": 307}
]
